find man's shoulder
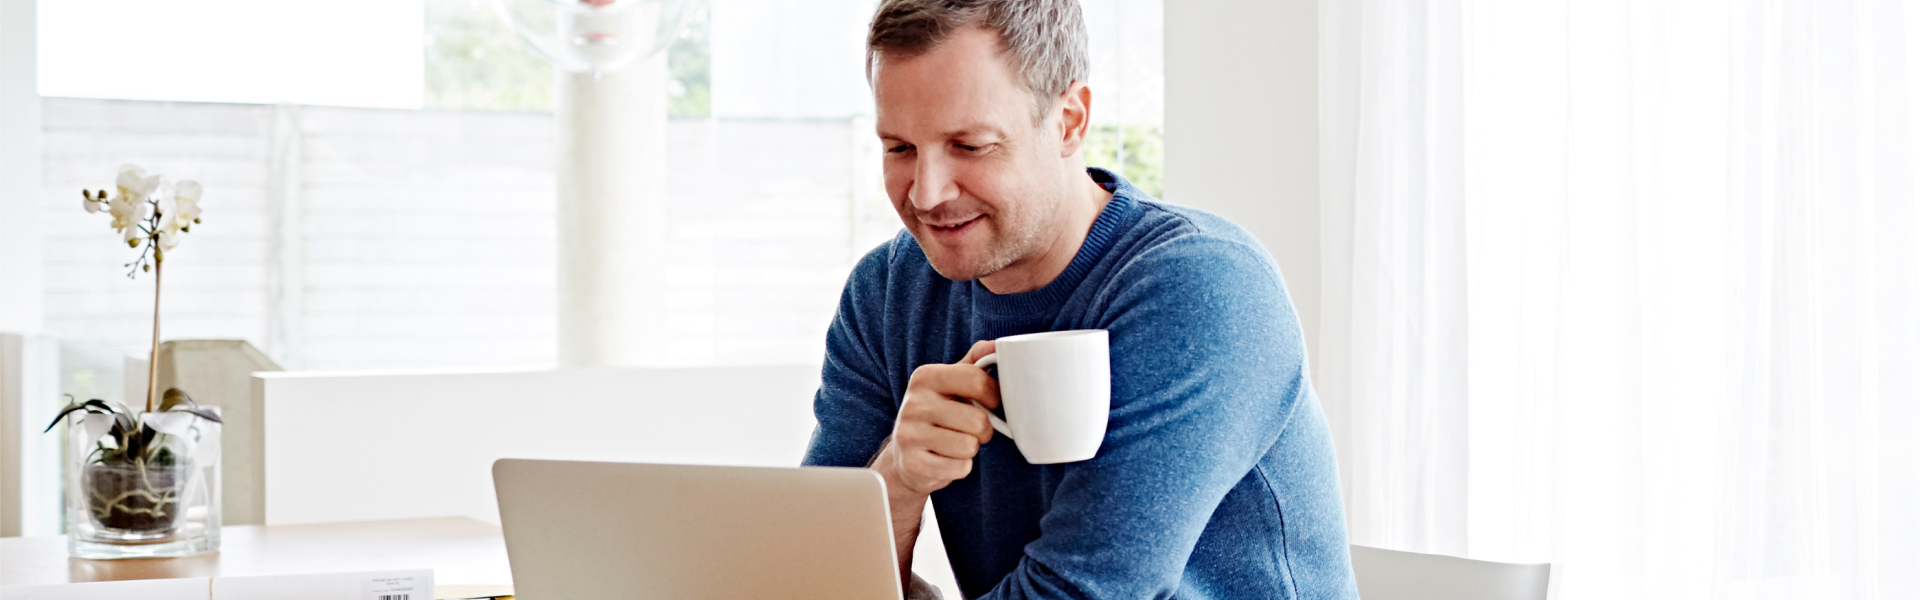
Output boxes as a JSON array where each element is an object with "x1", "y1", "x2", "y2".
[{"x1": 1110, "y1": 199, "x2": 1281, "y2": 286}]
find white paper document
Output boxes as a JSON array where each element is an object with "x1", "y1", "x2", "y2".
[{"x1": 0, "y1": 569, "x2": 433, "y2": 600}]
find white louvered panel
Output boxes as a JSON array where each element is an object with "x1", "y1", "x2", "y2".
[
  {"x1": 40, "y1": 98, "x2": 877, "y2": 371},
  {"x1": 40, "y1": 99, "x2": 275, "y2": 354},
  {"x1": 294, "y1": 105, "x2": 557, "y2": 371}
]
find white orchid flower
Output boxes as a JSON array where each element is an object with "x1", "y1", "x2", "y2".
[
  {"x1": 87, "y1": 164, "x2": 202, "y2": 255},
  {"x1": 105, "y1": 166, "x2": 159, "y2": 235},
  {"x1": 122, "y1": 220, "x2": 145, "y2": 247},
  {"x1": 170, "y1": 180, "x2": 203, "y2": 232},
  {"x1": 157, "y1": 191, "x2": 179, "y2": 232},
  {"x1": 106, "y1": 194, "x2": 138, "y2": 232},
  {"x1": 113, "y1": 164, "x2": 160, "y2": 204},
  {"x1": 156, "y1": 199, "x2": 182, "y2": 251}
]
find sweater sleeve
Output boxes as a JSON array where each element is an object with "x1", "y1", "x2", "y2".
[
  {"x1": 802, "y1": 241, "x2": 901, "y2": 468},
  {"x1": 983, "y1": 235, "x2": 1312, "y2": 599}
]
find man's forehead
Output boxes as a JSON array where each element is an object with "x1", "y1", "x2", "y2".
[{"x1": 870, "y1": 26, "x2": 1033, "y2": 141}]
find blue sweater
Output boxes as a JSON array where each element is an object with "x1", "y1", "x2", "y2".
[{"x1": 803, "y1": 168, "x2": 1358, "y2": 600}]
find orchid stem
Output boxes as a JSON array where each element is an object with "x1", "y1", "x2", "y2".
[{"x1": 146, "y1": 208, "x2": 162, "y2": 414}]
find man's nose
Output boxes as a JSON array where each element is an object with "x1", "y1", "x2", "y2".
[{"x1": 908, "y1": 155, "x2": 958, "y2": 212}]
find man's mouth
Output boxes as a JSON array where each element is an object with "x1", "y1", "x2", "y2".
[{"x1": 926, "y1": 215, "x2": 983, "y2": 237}]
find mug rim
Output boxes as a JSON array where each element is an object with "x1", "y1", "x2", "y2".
[{"x1": 998, "y1": 329, "x2": 1107, "y2": 344}]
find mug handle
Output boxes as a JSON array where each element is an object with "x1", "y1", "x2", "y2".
[{"x1": 971, "y1": 354, "x2": 1013, "y2": 439}]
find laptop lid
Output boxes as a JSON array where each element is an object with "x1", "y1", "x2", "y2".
[{"x1": 492, "y1": 459, "x2": 902, "y2": 600}]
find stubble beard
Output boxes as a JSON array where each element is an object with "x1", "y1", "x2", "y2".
[{"x1": 919, "y1": 200, "x2": 1051, "y2": 283}]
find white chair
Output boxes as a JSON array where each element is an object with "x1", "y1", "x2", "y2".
[{"x1": 1350, "y1": 545, "x2": 1553, "y2": 600}]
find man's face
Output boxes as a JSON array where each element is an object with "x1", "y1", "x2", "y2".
[{"x1": 873, "y1": 27, "x2": 1067, "y2": 282}]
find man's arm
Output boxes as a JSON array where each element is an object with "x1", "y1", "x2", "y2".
[
  {"x1": 867, "y1": 342, "x2": 1000, "y2": 586},
  {"x1": 981, "y1": 238, "x2": 1315, "y2": 599},
  {"x1": 803, "y1": 242, "x2": 997, "y2": 593}
]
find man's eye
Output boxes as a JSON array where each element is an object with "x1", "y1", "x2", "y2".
[
  {"x1": 956, "y1": 143, "x2": 982, "y2": 153},
  {"x1": 887, "y1": 144, "x2": 913, "y2": 154}
]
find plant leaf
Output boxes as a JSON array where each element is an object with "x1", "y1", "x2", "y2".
[
  {"x1": 159, "y1": 388, "x2": 193, "y2": 412},
  {"x1": 177, "y1": 407, "x2": 223, "y2": 424},
  {"x1": 44, "y1": 398, "x2": 120, "y2": 433},
  {"x1": 159, "y1": 388, "x2": 223, "y2": 424},
  {"x1": 111, "y1": 411, "x2": 136, "y2": 437},
  {"x1": 44, "y1": 401, "x2": 90, "y2": 433}
]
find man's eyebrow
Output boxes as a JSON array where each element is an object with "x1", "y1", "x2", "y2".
[
  {"x1": 941, "y1": 125, "x2": 1006, "y2": 140},
  {"x1": 874, "y1": 126, "x2": 1008, "y2": 141}
]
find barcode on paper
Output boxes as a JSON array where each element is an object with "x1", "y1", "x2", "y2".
[{"x1": 362, "y1": 572, "x2": 429, "y2": 600}]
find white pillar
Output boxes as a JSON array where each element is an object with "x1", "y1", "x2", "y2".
[
  {"x1": 555, "y1": 54, "x2": 671, "y2": 367},
  {"x1": 0, "y1": 0, "x2": 43, "y2": 334}
]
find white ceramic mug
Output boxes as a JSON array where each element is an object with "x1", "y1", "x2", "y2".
[{"x1": 971, "y1": 329, "x2": 1111, "y2": 464}]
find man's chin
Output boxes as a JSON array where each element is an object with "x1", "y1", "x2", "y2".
[
  {"x1": 925, "y1": 256, "x2": 992, "y2": 282},
  {"x1": 918, "y1": 246, "x2": 1006, "y2": 282}
]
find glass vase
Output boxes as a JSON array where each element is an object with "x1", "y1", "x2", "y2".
[{"x1": 65, "y1": 411, "x2": 222, "y2": 559}]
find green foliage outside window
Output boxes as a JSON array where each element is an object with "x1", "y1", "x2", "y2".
[
  {"x1": 424, "y1": 0, "x2": 553, "y2": 112},
  {"x1": 666, "y1": 3, "x2": 712, "y2": 118},
  {"x1": 1083, "y1": 125, "x2": 1164, "y2": 199}
]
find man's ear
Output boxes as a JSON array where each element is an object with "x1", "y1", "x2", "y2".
[{"x1": 1056, "y1": 81, "x2": 1093, "y2": 158}]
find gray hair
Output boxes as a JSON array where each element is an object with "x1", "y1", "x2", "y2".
[{"x1": 866, "y1": 0, "x2": 1090, "y2": 122}]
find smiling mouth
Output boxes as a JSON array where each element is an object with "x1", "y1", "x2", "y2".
[{"x1": 927, "y1": 215, "x2": 983, "y2": 232}]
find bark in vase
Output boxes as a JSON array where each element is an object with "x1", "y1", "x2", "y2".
[{"x1": 85, "y1": 462, "x2": 188, "y2": 536}]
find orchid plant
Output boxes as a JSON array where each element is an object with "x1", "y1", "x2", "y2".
[
  {"x1": 78, "y1": 164, "x2": 205, "y2": 414},
  {"x1": 47, "y1": 165, "x2": 220, "y2": 535}
]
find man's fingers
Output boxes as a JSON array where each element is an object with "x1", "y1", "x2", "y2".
[
  {"x1": 908, "y1": 362, "x2": 1001, "y2": 412},
  {"x1": 967, "y1": 404, "x2": 996, "y2": 444},
  {"x1": 886, "y1": 357, "x2": 1005, "y2": 495},
  {"x1": 960, "y1": 340, "x2": 997, "y2": 365},
  {"x1": 901, "y1": 383, "x2": 996, "y2": 438},
  {"x1": 898, "y1": 423, "x2": 982, "y2": 460}
]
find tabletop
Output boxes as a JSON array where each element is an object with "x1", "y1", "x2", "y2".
[{"x1": 0, "y1": 517, "x2": 513, "y2": 589}]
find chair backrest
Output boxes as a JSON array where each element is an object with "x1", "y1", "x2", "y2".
[{"x1": 1350, "y1": 545, "x2": 1553, "y2": 600}]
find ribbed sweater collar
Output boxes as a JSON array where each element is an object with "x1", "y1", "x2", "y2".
[{"x1": 971, "y1": 167, "x2": 1142, "y2": 319}]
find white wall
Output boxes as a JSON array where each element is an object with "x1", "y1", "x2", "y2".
[
  {"x1": 1, "y1": 0, "x2": 43, "y2": 334},
  {"x1": 36, "y1": 0, "x2": 425, "y2": 109},
  {"x1": 256, "y1": 364, "x2": 822, "y2": 525}
]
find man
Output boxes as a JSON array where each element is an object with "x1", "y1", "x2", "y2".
[{"x1": 802, "y1": 1, "x2": 1358, "y2": 598}]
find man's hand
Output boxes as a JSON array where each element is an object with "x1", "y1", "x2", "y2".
[{"x1": 871, "y1": 340, "x2": 1000, "y2": 584}]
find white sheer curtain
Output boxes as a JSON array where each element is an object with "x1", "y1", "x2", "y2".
[{"x1": 1321, "y1": 1, "x2": 1920, "y2": 599}]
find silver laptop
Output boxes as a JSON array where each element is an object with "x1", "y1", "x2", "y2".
[{"x1": 492, "y1": 459, "x2": 902, "y2": 600}]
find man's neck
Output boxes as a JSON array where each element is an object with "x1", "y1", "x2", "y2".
[{"x1": 977, "y1": 172, "x2": 1115, "y2": 295}]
